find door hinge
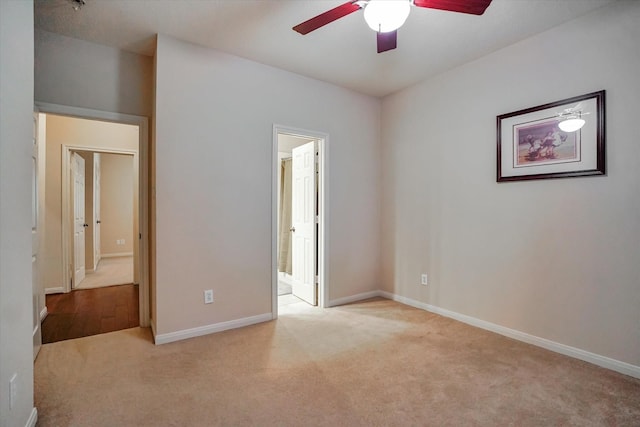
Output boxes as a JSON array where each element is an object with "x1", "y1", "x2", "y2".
[
  {"x1": 315, "y1": 275, "x2": 319, "y2": 284},
  {"x1": 139, "y1": 233, "x2": 142, "y2": 240}
]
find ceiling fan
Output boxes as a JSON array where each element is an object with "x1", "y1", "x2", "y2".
[{"x1": 293, "y1": 0, "x2": 492, "y2": 53}]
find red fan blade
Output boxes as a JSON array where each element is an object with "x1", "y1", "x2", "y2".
[
  {"x1": 377, "y1": 30, "x2": 397, "y2": 53},
  {"x1": 293, "y1": 1, "x2": 362, "y2": 35},
  {"x1": 413, "y1": 0, "x2": 492, "y2": 15}
]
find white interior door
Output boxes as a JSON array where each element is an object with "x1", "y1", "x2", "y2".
[
  {"x1": 73, "y1": 152, "x2": 87, "y2": 287},
  {"x1": 93, "y1": 152, "x2": 101, "y2": 270},
  {"x1": 291, "y1": 141, "x2": 317, "y2": 305},
  {"x1": 32, "y1": 113, "x2": 42, "y2": 359}
]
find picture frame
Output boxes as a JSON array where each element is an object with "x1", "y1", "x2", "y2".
[{"x1": 496, "y1": 90, "x2": 605, "y2": 182}]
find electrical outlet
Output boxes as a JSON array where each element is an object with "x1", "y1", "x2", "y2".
[
  {"x1": 421, "y1": 274, "x2": 428, "y2": 286},
  {"x1": 204, "y1": 289, "x2": 214, "y2": 304},
  {"x1": 116, "y1": 239, "x2": 125, "y2": 245}
]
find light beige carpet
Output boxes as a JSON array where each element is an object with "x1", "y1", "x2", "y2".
[
  {"x1": 35, "y1": 298, "x2": 640, "y2": 426},
  {"x1": 75, "y1": 256, "x2": 134, "y2": 289}
]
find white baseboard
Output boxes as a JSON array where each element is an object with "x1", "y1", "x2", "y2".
[
  {"x1": 25, "y1": 408, "x2": 38, "y2": 427},
  {"x1": 101, "y1": 252, "x2": 133, "y2": 258},
  {"x1": 328, "y1": 290, "x2": 382, "y2": 307},
  {"x1": 154, "y1": 313, "x2": 272, "y2": 345},
  {"x1": 379, "y1": 291, "x2": 640, "y2": 379},
  {"x1": 40, "y1": 306, "x2": 48, "y2": 321},
  {"x1": 45, "y1": 286, "x2": 63, "y2": 295}
]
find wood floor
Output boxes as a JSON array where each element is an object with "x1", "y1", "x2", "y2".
[{"x1": 42, "y1": 284, "x2": 139, "y2": 344}]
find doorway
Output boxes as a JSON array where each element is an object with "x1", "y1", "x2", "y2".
[
  {"x1": 272, "y1": 125, "x2": 328, "y2": 318},
  {"x1": 35, "y1": 103, "x2": 150, "y2": 329},
  {"x1": 68, "y1": 149, "x2": 136, "y2": 291}
]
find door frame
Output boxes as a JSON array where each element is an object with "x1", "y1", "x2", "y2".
[
  {"x1": 92, "y1": 152, "x2": 101, "y2": 271},
  {"x1": 62, "y1": 146, "x2": 138, "y2": 289},
  {"x1": 272, "y1": 124, "x2": 329, "y2": 318},
  {"x1": 32, "y1": 111, "x2": 44, "y2": 359},
  {"x1": 37, "y1": 102, "x2": 150, "y2": 328}
]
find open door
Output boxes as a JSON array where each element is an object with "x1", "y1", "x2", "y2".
[
  {"x1": 72, "y1": 152, "x2": 87, "y2": 287},
  {"x1": 32, "y1": 113, "x2": 42, "y2": 359},
  {"x1": 291, "y1": 141, "x2": 317, "y2": 305}
]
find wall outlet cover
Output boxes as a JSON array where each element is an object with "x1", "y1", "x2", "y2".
[
  {"x1": 421, "y1": 274, "x2": 428, "y2": 285},
  {"x1": 204, "y1": 289, "x2": 214, "y2": 304}
]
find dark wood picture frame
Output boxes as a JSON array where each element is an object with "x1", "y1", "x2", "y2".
[{"x1": 497, "y1": 90, "x2": 605, "y2": 182}]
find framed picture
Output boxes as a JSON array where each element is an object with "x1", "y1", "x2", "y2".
[{"x1": 497, "y1": 90, "x2": 605, "y2": 182}]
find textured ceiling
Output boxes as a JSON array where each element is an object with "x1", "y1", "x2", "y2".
[{"x1": 34, "y1": 0, "x2": 615, "y2": 97}]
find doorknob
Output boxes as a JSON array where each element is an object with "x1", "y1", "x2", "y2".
[
  {"x1": 96, "y1": 220, "x2": 101, "y2": 224},
  {"x1": 289, "y1": 227, "x2": 296, "y2": 232},
  {"x1": 83, "y1": 223, "x2": 89, "y2": 227}
]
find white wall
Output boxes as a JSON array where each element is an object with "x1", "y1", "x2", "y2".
[
  {"x1": 381, "y1": 0, "x2": 640, "y2": 367},
  {"x1": 100, "y1": 154, "x2": 134, "y2": 255},
  {"x1": 35, "y1": 29, "x2": 153, "y2": 118},
  {"x1": 0, "y1": 1, "x2": 37, "y2": 426},
  {"x1": 154, "y1": 34, "x2": 381, "y2": 335}
]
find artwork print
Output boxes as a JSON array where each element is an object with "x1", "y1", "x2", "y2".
[
  {"x1": 496, "y1": 90, "x2": 605, "y2": 182},
  {"x1": 513, "y1": 118, "x2": 580, "y2": 168}
]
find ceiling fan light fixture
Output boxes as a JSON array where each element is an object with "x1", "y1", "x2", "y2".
[
  {"x1": 364, "y1": 0, "x2": 411, "y2": 33},
  {"x1": 558, "y1": 117, "x2": 586, "y2": 133},
  {"x1": 69, "y1": 0, "x2": 86, "y2": 11}
]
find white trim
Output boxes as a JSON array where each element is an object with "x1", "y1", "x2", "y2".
[
  {"x1": 328, "y1": 291, "x2": 382, "y2": 307},
  {"x1": 100, "y1": 252, "x2": 134, "y2": 258},
  {"x1": 272, "y1": 125, "x2": 330, "y2": 319},
  {"x1": 271, "y1": 130, "x2": 279, "y2": 320},
  {"x1": 379, "y1": 291, "x2": 427, "y2": 310},
  {"x1": 40, "y1": 306, "x2": 48, "y2": 321},
  {"x1": 379, "y1": 291, "x2": 640, "y2": 380},
  {"x1": 34, "y1": 102, "x2": 144, "y2": 125},
  {"x1": 62, "y1": 145, "x2": 137, "y2": 293},
  {"x1": 154, "y1": 313, "x2": 272, "y2": 345},
  {"x1": 36, "y1": 102, "x2": 150, "y2": 328},
  {"x1": 25, "y1": 408, "x2": 38, "y2": 427},
  {"x1": 318, "y1": 137, "x2": 329, "y2": 309},
  {"x1": 45, "y1": 286, "x2": 63, "y2": 295}
]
